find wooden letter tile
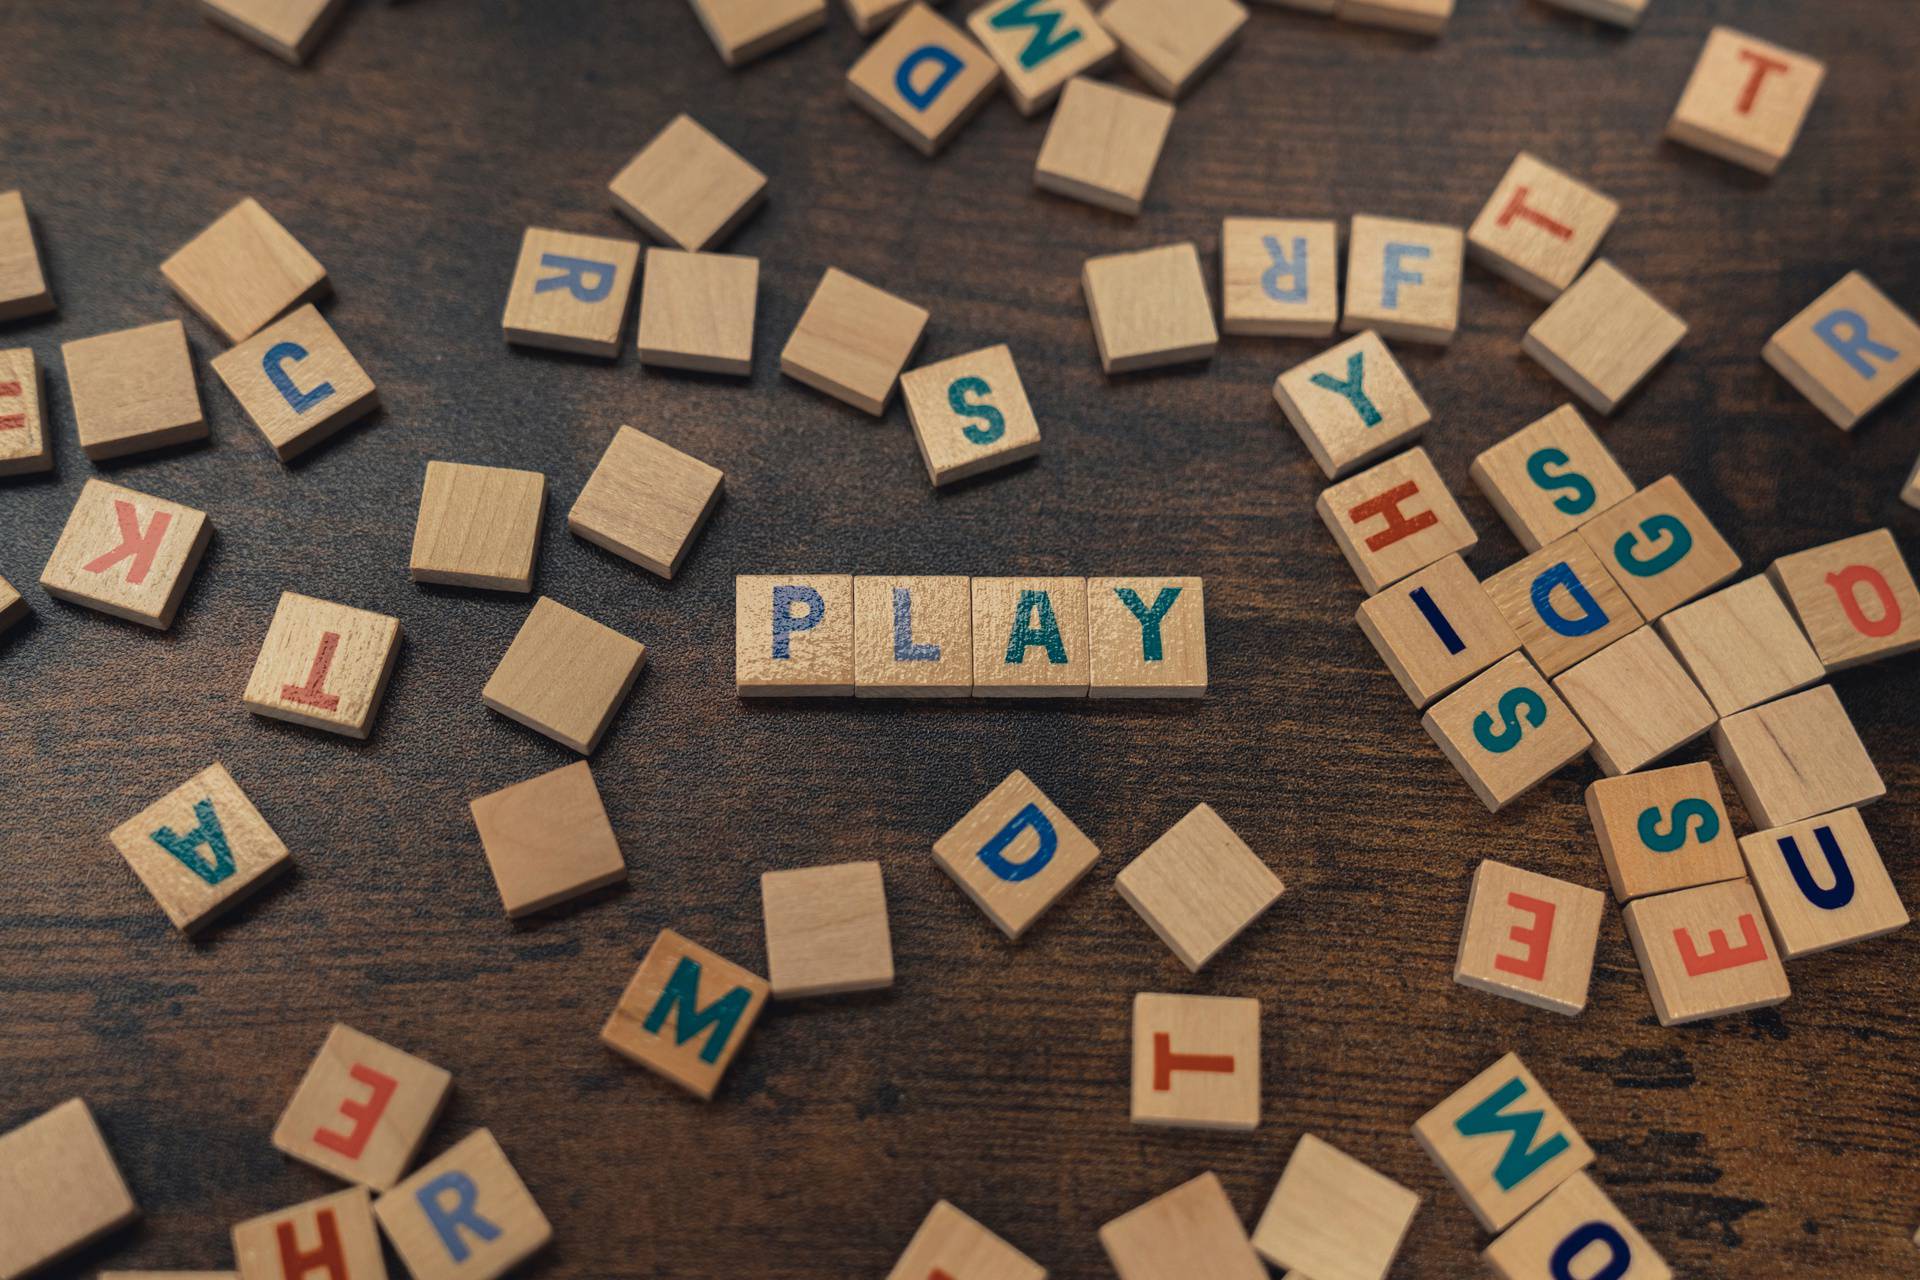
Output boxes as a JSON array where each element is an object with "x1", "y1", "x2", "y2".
[
  {"x1": 500, "y1": 227, "x2": 639, "y2": 357},
  {"x1": 1523, "y1": 260, "x2": 1686, "y2": 414},
  {"x1": 1334, "y1": 0, "x2": 1452, "y2": 35},
  {"x1": 481, "y1": 596, "x2": 646, "y2": 753},
  {"x1": 1130, "y1": 992, "x2": 1259, "y2": 1131},
  {"x1": 1467, "y1": 153, "x2": 1618, "y2": 300},
  {"x1": 1220, "y1": 217, "x2": 1338, "y2": 338},
  {"x1": 469, "y1": 761, "x2": 626, "y2": 917},
  {"x1": 1088, "y1": 576, "x2": 1206, "y2": 697},
  {"x1": 780, "y1": 267, "x2": 929, "y2": 414},
  {"x1": 1273, "y1": 331, "x2": 1429, "y2": 479},
  {"x1": 846, "y1": 5, "x2": 1001, "y2": 157},
  {"x1": 108, "y1": 762, "x2": 291, "y2": 934},
  {"x1": 211, "y1": 304, "x2": 378, "y2": 461},
  {"x1": 1251, "y1": 1133, "x2": 1420, "y2": 1280},
  {"x1": 1768, "y1": 528, "x2": 1920, "y2": 670},
  {"x1": 761, "y1": 861, "x2": 894, "y2": 997},
  {"x1": 1483, "y1": 532, "x2": 1642, "y2": 676},
  {"x1": 600, "y1": 928, "x2": 770, "y2": 1100},
  {"x1": 161, "y1": 198, "x2": 328, "y2": 343},
  {"x1": 0, "y1": 348, "x2": 50, "y2": 476},
  {"x1": 1763, "y1": 272, "x2": 1920, "y2": 429},
  {"x1": 1454, "y1": 859, "x2": 1605, "y2": 1015},
  {"x1": 373, "y1": 1131, "x2": 550, "y2": 1280},
  {"x1": 853, "y1": 574, "x2": 972, "y2": 696},
  {"x1": 1586, "y1": 761, "x2": 1742, "y2": 903},
  {"x1": 969, "y1": 0, "x2": 1115, "y2": 115},
  {"x1": 971, "y1": 576, "x2": 1088, "y2": 696},
  {"x1": 1483, "y1": 1173, "x2": 1670, "y2": 1280},
  {"x1": 1710, "y1": 684, "x2": 1885, "y2": 828},
  {"x1": 0, "y1": 190, "x2": 54, "y2": 321},
  {"x1": 684, "y1": 0, "x2": 826, "y2": 67},
  {"x1": 1116, "y1": 803, "x2": 1284, "y2": 972},
  {"x1": 1576, "y1": 475, "x2": 1740, "y2": 621},
  {"x1": 0, "y1": 1099, "x2": 138, "y2": 1280},
  {"x1": 40, "y1": 478, "x2": 211, "y2": 630},
  {"x1": 272, "y1": 1024, "x2": 453, "y2": 1191},
  {"x1": 1098, "y1": 1173, "x2": 1265, "y2": 1280},
  {"x1": 1655, "y1": 575, "x2": 1823, "y2": 715},
  {"x1": 1471, "y1": 404, "x2": 1634, "y2": 553},
  {"x1": 900, "y1": 344, "x2": 1041, "y2": 486},
  {"x1": 1316, "y1": 446, "x2": 1476, "y2": 594},
  {"x1": 1412, "y1": 1052, "x2": 1593, "y2": 1232},
  {"x1": 62, "y1": 320, "x2": 206, "y2": 460},
  {"x1": 409, "y1": 461, "x2": 546, "y2": 593},
  {"x1": 1342, "y1": 215, "x2": 1464, "y2": 346},
  {"x1": 1420, "y1": 653, "x2": 1593, "y2": 812},
  {"x1": 1098, "y1": 0, "x2": 1248, "y2": 99},
  {"x1": 1356, "y1": 553, "x2": 1519, "y2": 707},
  {"x1": 567, "y1": 425, "x2": 723, "y2": 579},
  {"x1": 1666, "y1": 27, "x2": 1825, "y2": 175},
  {"x1": 1034, "y1": 78, "x2": 1174, "y2": 216},
  {"x1": 1550, "y1": 627, "x2": 1715, "y2": 776},
  {"x1": 609, "y1": 115, "x2": 767, "y2": 251},
  {"x1": 635, "y1": 248, "x2": 757, "y2": 375},
  {"x1": 233, "y1": 1187, "x2": 385, "y2": 1280},
  {"x1": 932, "y1": 769, "x2": 1101, "y2": 939},
  {"x1": 200, "y1": 0, "x2": 348, "y2": 64},
  {"x1": 1621, "y1": 878, "x2": 1791, "y2": 1025},
  {"x1": 244, "y1": 592, "x2": 401, "y2": 740},
  {"x1": 1081, "y1": 242, "x2": 1217, "y2": 374},
  {"x1": 1740, "y1": 807, "x2": 1909, "y2": 959},
  {"x1": 737, "y1": 573, "x2": 855, "y2": 695},
  {"x1": 887, "y1": 1201, "x2": 1044, "y2": 1280}
]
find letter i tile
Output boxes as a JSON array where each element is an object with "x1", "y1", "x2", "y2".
[
  {"x1": 273, "y1": 1024, "x2": 453, "y2": 1191},
  {"x1": 1621, "y1": 879, "x2": 1790, "y2": 1025},
  {"x1": 971, "y1": 577, "x2": 1090, "y2": 696},
  {"x1": 1453, "y1": 860, "x2": 1605, "y2": 1015},
  {"x1": 212, "y1": 304, "x2": 379, "y2": 461},
  {"x1": 233, "y1": 1186, "x2": 388, "y2": 1280},
  {"x1": 40, "y1": 478, "x2": 212, "y2": 630},
  {"x1": 932, "y1": 770, "x2": 1101, "y2": 939},
  {"x1": 243, "y1": 591, "x2": 402, "y2": 739},
  {"x1": 108, "y1": 763, "x2": 291, "y2": 935},
  {"x1": 1412, "y1": 1052, "x2": 1594, "y2": 1232},
  {"x1": 373, "y1": 1131, "x2": 551, "y2": 1280},
  {"x1": 1130, "y1": 992, "x2": 1260, "y2": 1131}
]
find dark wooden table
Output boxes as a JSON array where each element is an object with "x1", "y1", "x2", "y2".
[{"x1": 4, "y1": 1, "x2": 1918, "y2": 1276}]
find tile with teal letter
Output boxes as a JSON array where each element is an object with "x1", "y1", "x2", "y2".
[
  {"x1": 108, "y1": 762, "x2": 292, "y2": 935},
  {"x1": 1412, "y1": 1051, "x2": 1594, "y2": 1232}
]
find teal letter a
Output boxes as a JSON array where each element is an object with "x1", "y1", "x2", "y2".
[
  {"x1": 149, "y1": 800, "x2": 235, "y2": 886},
  {"x1": 1004, "y1": 590, "x2": 1068, "y2": 665},
  {"x1": 1455, "y1": 1077, "x2": 1570, "y2": 1191},
  {"x1": 644, "y1": 956, "x2": 752, "y2": 1064}
]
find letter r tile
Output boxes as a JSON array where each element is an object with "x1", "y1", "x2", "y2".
[
  {"x1": 932, "y1": 770, "x2": 1100, "y2": 939},
  {"x1": 273, "y1": 1024, "x2": 453, "y2": 1191},
  {"x1": 373, "y1": 1130, "x2": 551, "y2": 1280},
  {"x1": 500, "y1": 226, "x2": 639, "y2": 357},
  {"x1": 1412, "y1": 1051, "x2": 1594, "y2": 1231}
]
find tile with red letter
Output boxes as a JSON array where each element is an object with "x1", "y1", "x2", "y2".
[
  {"x1": 0, "y1": 347, "x2": 50, "y2": 476},
  {"x1": 969, "y1": 0, "x2": 1115, "y2": 116},
  {"x1": 886, "y1": 1201, "x2": 1045, "y2": 1280},
  {"x1": 1768, "y1": 529, "x2": 1920, "y2": 670},
  {"x1": 1252, "y1": 1134, "x2": 1421, "y2": 1280},
  {"x1": 1622, "y1": 878, "x2": 1790, "y2": 1025},
  {"x1": 1667, "y1": 27, "x2": 1825, "y2": 175},
  {"x1": 1130, "y1": 993, "x2": 1260, "y2": 1131},
  {"x1": 1577, "y1": 475, "x2": 1740, "y2": 622},
  {"x1": 0, "y1": 1098, "x2": 139, "y2": 1280},
  {"x1": 108, "y1": 762, "x2": 292, "y2": 935},
  {"x1": 1469, "y1": 404, "x2": 1634, "y2": 554},
  {"x1": 1343, "y1": 215, "x2": 1464, "y2": 346},
  {"x1": 372, "y1": 1130, "x2": 551, "y2": 1280},
  {"x1": 499, "y1": 227, "x2": 640, "y2": 358},
  {"x1": 1711, "y1": 685, "x2": 1885, "y2": 828},
  {"x1": 1272, "y1": 331, "x2": 1429, "y2": 480},
  {"x1": 62, "y1": 320, "x2": 206, "y2": 460},
  {"x1": 243, "y1": 592, "x2": 402, "y2": 740},
  {"x1": 40, "y1": 478, "x2": 212, "y2": 630},
  {"x1": 233, "y1": 1186, "x2": 387, "y2": 1280},
  {"x1": 1467, "y1": 153, "x2": 1619, "y2": 300},
  {"x1": 600, "y1": 928, "x2": 770, "y2": 1100},
  {"x1": 1483, "y1": 532, "x2": 1642, "y2": 677},
  {"x1": 1220, "y1": 217, "x2": 1339, "y2": 338},
  {"x1": 1316, "y1": 447, "x2": 1476, "y2": 594},
  {"x1": 932, "y1": 769, "x2": 1101, "y2": 940},
  {"x1": 212, "y1": 304, "x2": 379, "y2": 461},
  {"x1": 1453, "y1": 860, "x2": 1605, "y2": 1016},
  {"x1": 1411, "y1": 1051, "x2": 1594, "y2": 1232},
  {"x1": 1586, "y1": 761, "x2": 1742, "y2": 903},
  {"x1": 1763, "y1": 272, "x2": 1920, "y2": 430},
  {"x1": 1098, "y1": 1172, "x2": 1265, "y2": 1280},
  {"x1": 273, "y1": 1024, "x2": 453, "y2": 1191},
  {"x1": 1739, "y1": 808, "x2": 1909, "y2": 960},
  {"x1": 1116, "y1": 803, "x2": 1284, "y2": 972},
  {"x1": 845, "y1": 4, "x2": 1000, "y2": 157},
  {"x1": 1356, "y1": 554, "x2": 1520, "y2": 708},
  {"x1": 1482, "y1": 1173, "x2": 1671, "y2": 1280},
  {"x1": 1421, "y1": 653, "x2": 1592, "y2": 813}
]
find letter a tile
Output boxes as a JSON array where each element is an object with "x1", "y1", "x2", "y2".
[
  {"x1": 1130, "y1": 992, "x2": 1260, "y2": 1131},
  {"x1": 233, "y1": 1186, "x2": 387, "y2": 1280},
  {"x1": 1621, "y1": 879, "x2": 1790, "y2": 1025},
  {"x1": 273, "y1": 1024, "x2": 453, "y2": 1191},
  {"x1": 932, "y1": 769, "x2": 1101, "y2": 939},
  {"x1": 108, "y1": 763, "x2": 292, "y2": 935},
  {"x1": 373, "y1": 1130, "x2": 551, "y2": 1280},
  {"x1": 40, "y1": 478, "x2": 212, "y2": 630},
  {"x1": 971, "y1": 577, "x2": 1090, "y2": 696},
  {"x1": 1453, "y1": 859, "x2": 1604, "y2": 1015},
  {"x1": 600, "y1": 928, "x2": 770, "y2": 1100},
  {"x1": 1412, "y1": 1051, "x2": 1594, "y2": 1232},
  {"x1": 243, "y1": 591, "x2": 402, "y2": 740}
]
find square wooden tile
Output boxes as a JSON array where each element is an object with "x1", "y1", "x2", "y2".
[
  {"x1": 0, "y1": 348, "x2": 49, "y2": 476},
  {"x1": 409, "y1": 461, "x2": 546, "y2": 593},
  {"x1": 1523, "y1": 260, "x2": 1687, "y2": 414},
  {"x1": 1769, "y1": 528, "x2": 1920, "y2": 670},
  {"x1": 0, "y1": 574, "x2": 25, "y2": 635},
  {"x1": 1099, "y1": 1172, "x2": 1265, "y2": 1280},
  {"x1": 500, "y1": 227, "x2": 639, "y2": 357},
  {"x1": 1483, "y1": 532, "x2": 1642, "y2": 676},
  {"x1": 200, "y1": 0, "x2": 348, "y2": 63},
  {"x1": 1130, "y1": 992, "x2": 1259, "y2": 1131},
  {"x1": 846, "y1": 5, "x2": 1000, "y2": 156},
  {"x1": 1655, "y1": 575, "x2": 1823, "y2": 715},
  {"x1": 780, "y1": 267, "x2": 929, "y2": 414},
  {"x1": 685, "y1": 0, "x2": 826, "y2": 67},
  {"x1": 1343, "y1": 215, "x2": 1464, "y2": 346},
  {"x1": 1098, "y1": 0, "x2": 1248, "y2": 99},
  {"x1": 737, "y1": 573, "x2": 855, "y2": 695},
  {"x1": 1483, "y1": 1173, "x2": 1670, "y2": 1280},
  {"x1": 1470, "y1": 405, "x2": 1634, "y2": 554},
  {"x1": 1273, "y1": 331, "x2": 1428, "y2": 479},
  {"x1": 0, "y1": 190, "x2": 54, "y2": 321},
  {"x1": 567, "y1": 425, "x2": 722, "y2": 579},
  {"x1": 1586, "y1": 761, "x2": 1742, "y2": 903},
  {"x1": 373, "y1": 1130, "x2": 550, "y2": 1280},
  {"x1": 108, "y1": 762, "x2": 291, "y2": 934},
  {"x1": 852, "y1": 574, "x2": 972, "y2": 696},
  {"x1": 1576, "y1": 475, "x2": 1740, "y2": 621},
  {"x1": 1467, "y1": 153, "x2": 1618, "y2": 300},
  {"x1": 1551, "y1": 627, "x2": 1715, "y2": 776},
  {"x1": 1357, "y1": 553, "x2": 1519, "y2": 707},
  {"x1": 233, "y1": 1187, "x2": 385, "y2": 1280},
  {"x1": 0, "y1": 1099, "x2": 138, "y2": 1280},
  {"x1": 1622, "y1": 878, "x2": 1791, "y2": 1025},
  {"x1": 1421, "y1": 652, "x2": 1593, "y2": 812},
  {"x1": 272, "y1": 1023, "x2": 452, "y2": 1191},
  {"x1": 1220, "y1": 217, "x2": 1339, "y2": 338},
  {"x1": 1334, "y1": 0, "x2": 1453, "y2": 35},
  {"x1": 1034, "y1": 78, "x2": 1174, "y2": 216},
  {"x1": 609, "y1": 114, "x2": 767, "y2": 251},
  {"x1": 1712, "y1": 684, "x2": 1885, "y2": 828},
  {"x1": 1251, "y1": 1133, "x2": 1420, "y2": 1280},
  {"x1": 1534, "y1": 0, "x2": 1647, "y2": 26},
  {"x1": 842, "y1": 0, "x2": 910, "y2": 37},
  {"x1": 40, "y1": 478, "x2": 212, "y2": 630},
  {"x1": 1763, "y1": 272, "x2": 1920, "y2": 429},
  {"x1": 1088, "y1": 576, "x2": 1206, "y2": 697},
  {"x1": 1412, "y1": 1051, "x2": 1593, "y2": 1232},
  {"x1": 482, "y1": 596, "x2": 646, "y2": 753},
  {"x1": 470, "y1": 761, "x2": 626, "y2": 917},
  {"x1": 1666, "y1": 27, "x2": 1825, "y2": 175},
  {"x1": 244, "y1": 592, "x2": 401, "y2": 739},
  {"x1": 761, "y1": 861, "x2": 894, "y2": 997},
  {"x1": 971, "y1": 576, "x2": 1088, "y2": 696},
  {"x1": 635, "y1": 248, "x2": 757, "y2": 375},
  {"x1": 62, "y1": 320, "x2": 207, "y2": 460},
  {"x1": 1740, "y1": 807, "x2": 1908, "y2": 959},
  {"x1": 968, "y1": 0, "x2": 1115, "y2": 115},
  {"x1": 161, "y1": 198, "x2": 328, "y2": 342},
  {"x1": 1316, "y1": 446, "x2": 1476, "y2": 594},
  {"x1": 211, "y1": 304, "x2": 378, "y2": 461},
  {"x1": 932, "y1": 769, "x2": 1101, "y2": 939},
  {"x1": 1117, "y1": 803, "x2": 1284, "y2": 972},
  {"x1": 1082, "y1": 242, "x2": 1217, "y2": 374},
  {"x1": 1454, "y1": 859, "x2": 1605, "y2": 1015},
  {"x1": 600, "y1": 928, "x2": 769, "y2": 1100},
  {"x1": 887, "y1": 1201, "x2": 1044, "y2": 1280},
  {"x1": 900, "y1": 344, "x2": 1041, "y2": 486}
]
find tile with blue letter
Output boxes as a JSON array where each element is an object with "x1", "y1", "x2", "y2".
[
  {"x1": 1739, "y1": 807, "x2": 1908, "y2": 959},
  {"x1": 846, "y1": 4, "x2": 1001, "y2": 156},
  {"x1": 212, "y1": 304, "x2": 378, "y2": 461},
  {"x1": 373, "y1": 1130, "x2": 550, "y2": 1280},
  {"x1": 500, "y1": 227, "x2": 639, "y2": 358},
  {"x1": 1343, "y1": 214, "x2": 1463, "y2": 347},
  {"x1": 736, "y1": 574, "x2": 855, "y2": 695},
  {"x1": 853, "y1": 575, "x2": 972, "y2": 695},
  {"x1": 932, "y1": 769, "x2": 1100, "y2": 939},
  {"x1": 1482, "y1": 1173, "x2": 1670, "y2": 1280}
]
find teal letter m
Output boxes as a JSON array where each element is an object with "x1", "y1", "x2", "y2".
[
  {"x1": 644, "y1": 956, "x2": 752, "y2": 1064},
  {"x1": 1454, "y1": 1077, "x2": 1570, "y2": 1191}
]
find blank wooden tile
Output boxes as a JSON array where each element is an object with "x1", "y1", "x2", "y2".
[
  {"x1": 780, "y1": 267, "x2": 929, "y2": 414},
  {"x1": 1534, "y1": 0, "x2": 1647, "y2": 27},
  {"x1": 609, "y1": 115, "x2": 767, "y2": 251},
  {"x1": 40, "y1": 478, "x2": 212, "y2": 630},
  {"x1": 244, "y1": 592, "x2": 401, "y2": 740},
  {"x1": 1467, "y1": 153, "x2": 1618, "y2": 301},
  {"x1": 762, "y1": 861, "x2": 893, "y2": 997},
  {"x1": 842, "y1": 0, "x2": 910, "y2": 36},
  {"x1": 1357, "y1": 554, "x2": 1519, "y2": 707},
  {"x1": 482, "y1": 597, "x2": 645, "y2": 753},
  {"x1": 853, "y1": 574, "x2": 972, "y2": 696},
  {"x1": 500, "y1": 227, "x2": 639, "y2": 357},
  {"x1": 1666, "y1": 27, "x2": 1825, "y2": 175},
  {"x1": 1763, "y1": 272, "x2": 1920, "y2": 430},
  {"x1": 1483, "y1": 1173, "x2": 1670, "y2": 1280},
  {"x1": 1273, "y1": 331, "x2": 1429, "y2": 479},
  {"x1": 932, "y1": 769, "x2": 1101, "y2": 939},
  {"x1": 1220, "y1": 217, "x2": 1339, "y2": 338},
  {"x1": 900, "y1": 344, "x2": 1041, "y2": 486},
  {"x1": 1117, "y1": 803, "x2": 1284, "y2": 972},
  {"x1": 1577, "y1": 475, "x2": 1740, "y2": 621},
  {"x1": 971, "y1": 576, "x2": 1089, "y2": 696},
  {"x1": 968, "y1": 0, "x2": 1115, "y2": 115},
  {"x1": 200, "y1": 0, "x2": 348, "y2": 63},
  {"x1": 409, "y1": 461, "x2": 546, "y2": 593},
  {"x1": 1904, "y1": 453, "x2": 1919, "y2": 510},
  {"x1": 1334, "y1": 0, "x2": 1452, "y2": 35},
  {"x1": 1251, "y1": 1134, "x2": 1420, "y2": 1280},
  {"x1": 1471, "y1": 405, "x2": 1633, "y2": 554},
  {"x1": 1088, "y1": 576, "x2": 1206, "y2": 697},
  {"x1": 62, "y1": 320, "x2": 207, "y2": 460},
  {"x1": 211, "y1": 304, "x2": 378, "y2": 460},
  {"x1": 470, "y1": 761, "x2": 625, "y2": 917},
  {"x1": 1421, "y1": 653, "x2": 1593, "y2": 812},
  {"x1": 1081, "y1": 242, "x2": 1217, "y2": 374},
  {"x1": 373, "y1": 1131, "x2": 549, "y2": 1280},
  {"x1": 108, "y1": 762, "x2": 291, "y2": 934},
  {"x1": 1098, "y1": 0, "x2": 1247, "y2": 99},
  {"x1": 1131, "y1": 992, "x2": 1259, "y2": 1131},
  {"x1": 1621, "y1": 878, "x2": 1790, "y2": 1026},
  {"x1": 1740, "y1": 807, "x2": 1908, "y2": 959},
  {"x1": 1454, "y1": 859, "x2": 1605, "y2": 1015},
  {"x1": 846, "y1": 5, "x2": 1001, "y2": 156},
  {"x1": 686, "y1": 0, "x2": 824, "y2": 65},
  {"x1": 1343, "y1": 215, "x2": 1463, "y2": 346},
  {"x1": 887, "y1": 1201, "x2": 1044, "y2": 1280},
  {"x1": 1483, "y1": 532, "x2": 1642, "y2": 676},
  {"x1": 600, "y1": 928, "x2": 769, "y2": 1100},
  {"x1": 272, "y1": 1024, "x2": 452, "y2": 1192},
  {"x1": 1317, "y1": 447, "x2": 1476, "y2": 594},
  {"x1": 0, "y1": 191, "x2": 53, "y2": 321},
  {"x1": 0, "y1": 1099, "x2": 138, "y2": 1280},
  {"x1": 635, "y1": 248, "x2": 757, "y2": 375},
  {"x1": 1769, "y1": 528, "x2": 1920, "y2": 670},
  {"x1": 737, "y1": 573, "x2": 855, "y2": 695},
  {"x1": 161, "y1": 199, "x2": 328, "y2": 343},
  {"x1": 1412, "y1": 1051, "x2": 1593, "y2": 1232},
  {"x1": 567, "y1": 425, "x2": 723, "y2": 579},
  {"x1": 1098, "y1": 1173, "x2": 1265, "y2": 1280},
  {"x1": 233, "y1": 1187, "x2": 385, "y2": 1280},
  {"x1": 1586, "y1": 761, "x2": 1742, "y2": 903},
  {"x1": 1655, "y1": 575, "x2": 1823, "y2": 715},
  {"x1": 0, "y1": 348, "x2": 49, "y2": 476},
  {"x1": 1523, "y1": 260, "x2": 1686, "y2": 414},
  {"x1": 102, "y1": 1273, "x2": 235, "y2": 1280},
  {"x1": 0, "y1": 574, "x2": 25, "y2": 635},
  {"x1": 1034, "y1": 78, "x2": 1173, "y2": 216},
  {"x1": 1551, "y1": 627, "x2": 1714, "y2": 776},
  {"x1": 1712, "y1": 684, "x2": 1885, "y2": 828}
]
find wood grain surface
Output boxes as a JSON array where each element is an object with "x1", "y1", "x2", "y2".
[{"x1": 3, "y1": 2, "x2": 1918, "y2": 1277}]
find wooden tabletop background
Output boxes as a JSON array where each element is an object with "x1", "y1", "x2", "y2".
[{"x1": 5, "y1": 1, "x2": 1919, "y2": 1276}]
